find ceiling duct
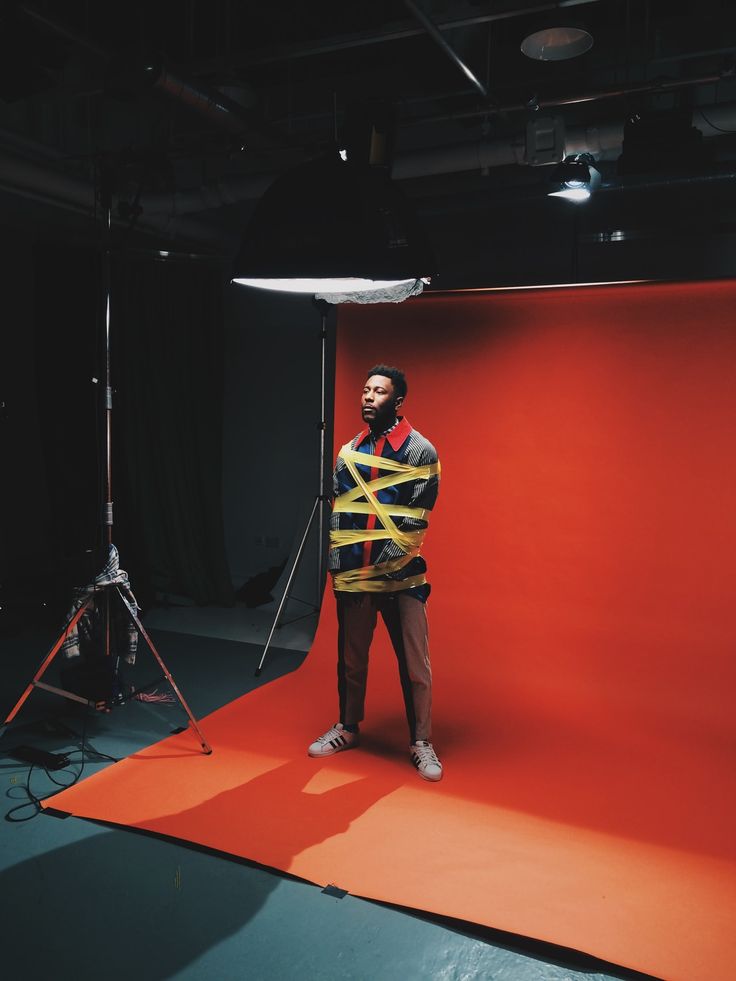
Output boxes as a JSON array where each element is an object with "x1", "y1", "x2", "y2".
[
  {"x1": 0, "y1": 134, "x2": 232, "y2": 247},
  {"x1": 105, "y1": 53, "x2": 256, "y2": 139},
  {"x1": 17, "y1": 4, "x2": 271, "y2": 142},
  {"x1": 127, "y1": 100, "x2": 736, "y2": 218}
]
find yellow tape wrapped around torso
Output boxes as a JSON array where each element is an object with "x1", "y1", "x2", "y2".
[{"x1": 330, "y1": 445, "x2": 439, "y2": 593}]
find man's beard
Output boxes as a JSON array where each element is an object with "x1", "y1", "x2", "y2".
[{"x1": 363, "y1": 403, "x2": 397, "y2": 432}]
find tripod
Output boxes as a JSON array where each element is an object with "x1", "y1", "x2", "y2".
[
  {"x1": 1, "y1": 172, "x2": 211, "y2": 754},
  {"x1": 254, "y1": 298, "x2": 332, "y2": 676}
]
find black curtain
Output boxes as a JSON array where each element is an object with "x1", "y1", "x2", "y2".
[
  {"x1": 34, "y1": 246, "x2": 234, "y2": 608},
  {"x1": 113, "y1": 256, "x2": 234, "y2": 606},
  {"x1": 33, "y1": 246, "x2": 104, "y2": 606}
]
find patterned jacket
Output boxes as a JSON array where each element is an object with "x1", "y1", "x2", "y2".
[{"x1": 328, "y1": 416, "x2": 440, "y2": 600}]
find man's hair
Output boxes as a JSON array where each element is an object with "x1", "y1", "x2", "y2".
[{"x1": 366, "y1": 364, "x2": 407, "y2": 400}]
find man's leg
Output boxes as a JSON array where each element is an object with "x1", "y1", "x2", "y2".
[
  {"x1": 337, "y1": 594, "x2": 377, "y2": 728},
  {"x1": 380, "y1": 593, "x2": 433, "y2": 743}
]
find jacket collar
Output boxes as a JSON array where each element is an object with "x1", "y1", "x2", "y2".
[{"x1": 355, "y1": 415, "x2": 412, "y2": 451}]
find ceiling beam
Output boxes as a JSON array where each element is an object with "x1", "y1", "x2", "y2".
[
  {"x1": 403, "y1": 0, "x2": 489, "y2": 99},
  {"x1": 191, "y1": 0, "x2": 606, "y2": 72}
]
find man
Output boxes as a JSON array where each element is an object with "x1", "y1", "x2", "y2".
[{"x1": 307, "y1": 365, "x2": 443, "y2": 781}]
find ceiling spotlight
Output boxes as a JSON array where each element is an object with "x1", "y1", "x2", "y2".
[
  {"x1": 521, "y1": 26, "x2": 594, "y2": 62},
  {"x1": 548, "y1": 153, "x2": 601, "y2": 203}
]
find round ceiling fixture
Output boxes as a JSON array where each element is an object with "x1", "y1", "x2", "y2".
[{"x1": 521, "y1": 27, "x2": 594, "y2": 62}]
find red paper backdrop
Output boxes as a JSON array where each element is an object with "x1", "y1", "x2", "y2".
[{"x1": 336, "y1": 280, "x2": 736, "y2": 856}]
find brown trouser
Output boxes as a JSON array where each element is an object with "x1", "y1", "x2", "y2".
[{"x1": 336, "y1": 592, "x2": 433, "y2": 743}]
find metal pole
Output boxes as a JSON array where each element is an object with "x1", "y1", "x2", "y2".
[
  {"x1": 403, "y1": 0, "x2": 489, "y2": 99},
  {"x1": 103, "y1": 183, "x2": 114, "y2": 548},
  {"x1": 102, "y1": 173, "x2": 114, "y2": 672},
  {"x1": 317, "y1": 305, "x2": 327, "y2": 601},
  {"x1": 117, "y1": 588, "x2": 212, "y2": 754},
  {"x1": 1, "y1": 597, "x2": 94, "y2": 729},
  {"x1": 255, "y1": 495, "x2": 321, "y2": 677}
]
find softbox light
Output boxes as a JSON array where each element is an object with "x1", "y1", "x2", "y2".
[{"x1": 231, "y1": 148, "x2": 436, "y2": 303}]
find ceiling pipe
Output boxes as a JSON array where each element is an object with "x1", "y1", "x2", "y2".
[
  {"x1": 0, "y1": 147, "x2": 95, "y2": 210},
  {"x1": 392, "y1": 118, "x2": 624, "y2": 179},
  {"x1": 196, "y1": 0, "x2": 604, "y2": 70},
  {"x1": 131, "y1": 173, "x2": 275, "y2": 216},
  {"x1": 403, "y1": 0, "x2": 488, "y2": 100},
  {"x1": 16, "y1": 3, "x2": 270, "y2": 142},
  {"x1": 125, "y1": 60, "x2": 254, "y2": 138},
  {"x1": 412, "y1": 71, "x2": 727, "y2": 126},
  {"x1": 0, "y1": 141, "x2": 232, "y2": 247},
  {"x1": 419, "y1": 167, "x2": 736, "y2": 218},
  {"x1": 596, "y1": 169, "x2": 736, "y2": 197}
]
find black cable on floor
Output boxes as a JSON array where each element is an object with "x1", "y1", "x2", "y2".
[{"x1": 4, "y1": 705, "x2": 119, "y2": 823}]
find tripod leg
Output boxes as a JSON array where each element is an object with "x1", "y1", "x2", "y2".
[
  {"x1": 255, "y1": 495, "x2": 320, "y2": 677},
  {"x1": 2, "y1": 596, "x2": 93, "y2": 730},
  {"x1": 114, "y1": 588, "x2": 212, "y2": 755}
]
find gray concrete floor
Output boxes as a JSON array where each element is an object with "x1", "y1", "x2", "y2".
[{"x1": 0, "y1": 605, "x2": 656, "y2": 981}]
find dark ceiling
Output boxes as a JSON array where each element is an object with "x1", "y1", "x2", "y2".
[{"x1": 1, "y1": 1, "x2": 735, "y2": 284}]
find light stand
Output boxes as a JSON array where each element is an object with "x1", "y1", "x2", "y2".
[
  {"x1": 1, "y1": 166, "x2": 211, "y2": 754},
  {"x1": 232, "y1": 108, "x2": 435, "y2": 677},
  {"x1": 254, "y1": 298, "x2": 331, "y2": 677}
]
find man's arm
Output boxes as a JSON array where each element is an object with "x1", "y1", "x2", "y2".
[{"x1": 396, "y1": 439, "x2": 439, "y2": 528}]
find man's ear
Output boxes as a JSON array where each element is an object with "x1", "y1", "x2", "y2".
[{"x1": 394, "y1": 395, "x2": 404, "y2": 410}]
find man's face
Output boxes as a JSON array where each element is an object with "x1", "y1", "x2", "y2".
[{"x1": 361, "y1": 374, "x2": 403, "y2": 428}]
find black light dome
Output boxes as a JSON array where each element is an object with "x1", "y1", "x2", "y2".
[{"x1": 232, "y1": 149, "x2": 436, "y2": 295}]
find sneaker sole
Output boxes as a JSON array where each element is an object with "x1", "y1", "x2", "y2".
[
  {"x1": 416, "y1": 767, "x2": 443, "y2": 782},
  {"x1": 307, "y1": 740, "x2": 359, "y2": 758}
]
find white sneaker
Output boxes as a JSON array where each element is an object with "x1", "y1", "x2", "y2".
[
  {"x1": 308, "y1": 723, "x2": 359, "y2": 758},
  {"x1": 410, "y1": 740, "x2": 443, "y2": 781}
]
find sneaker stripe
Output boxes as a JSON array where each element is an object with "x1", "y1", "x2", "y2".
[
  {"x1": 410, "y1": 744, "x2": 442, "y2": 774},
  {"x1": 309, "y1": 725, "x2": 359, "y2": 758}
]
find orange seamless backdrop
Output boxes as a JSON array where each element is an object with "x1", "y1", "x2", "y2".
[{"x1": 336, "y1": 280, "x2": 736, "y2": 858}]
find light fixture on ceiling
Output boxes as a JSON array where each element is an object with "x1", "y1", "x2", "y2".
[
  {"x1": 521, "y1": 26, "x2": 594, "y2": 62},
  {"x1": 231, "y1": 103, "x2": 436, "y2": 304},
  {"x1": 548, "y1": 153, "x2": 601, "y2": 202}
]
